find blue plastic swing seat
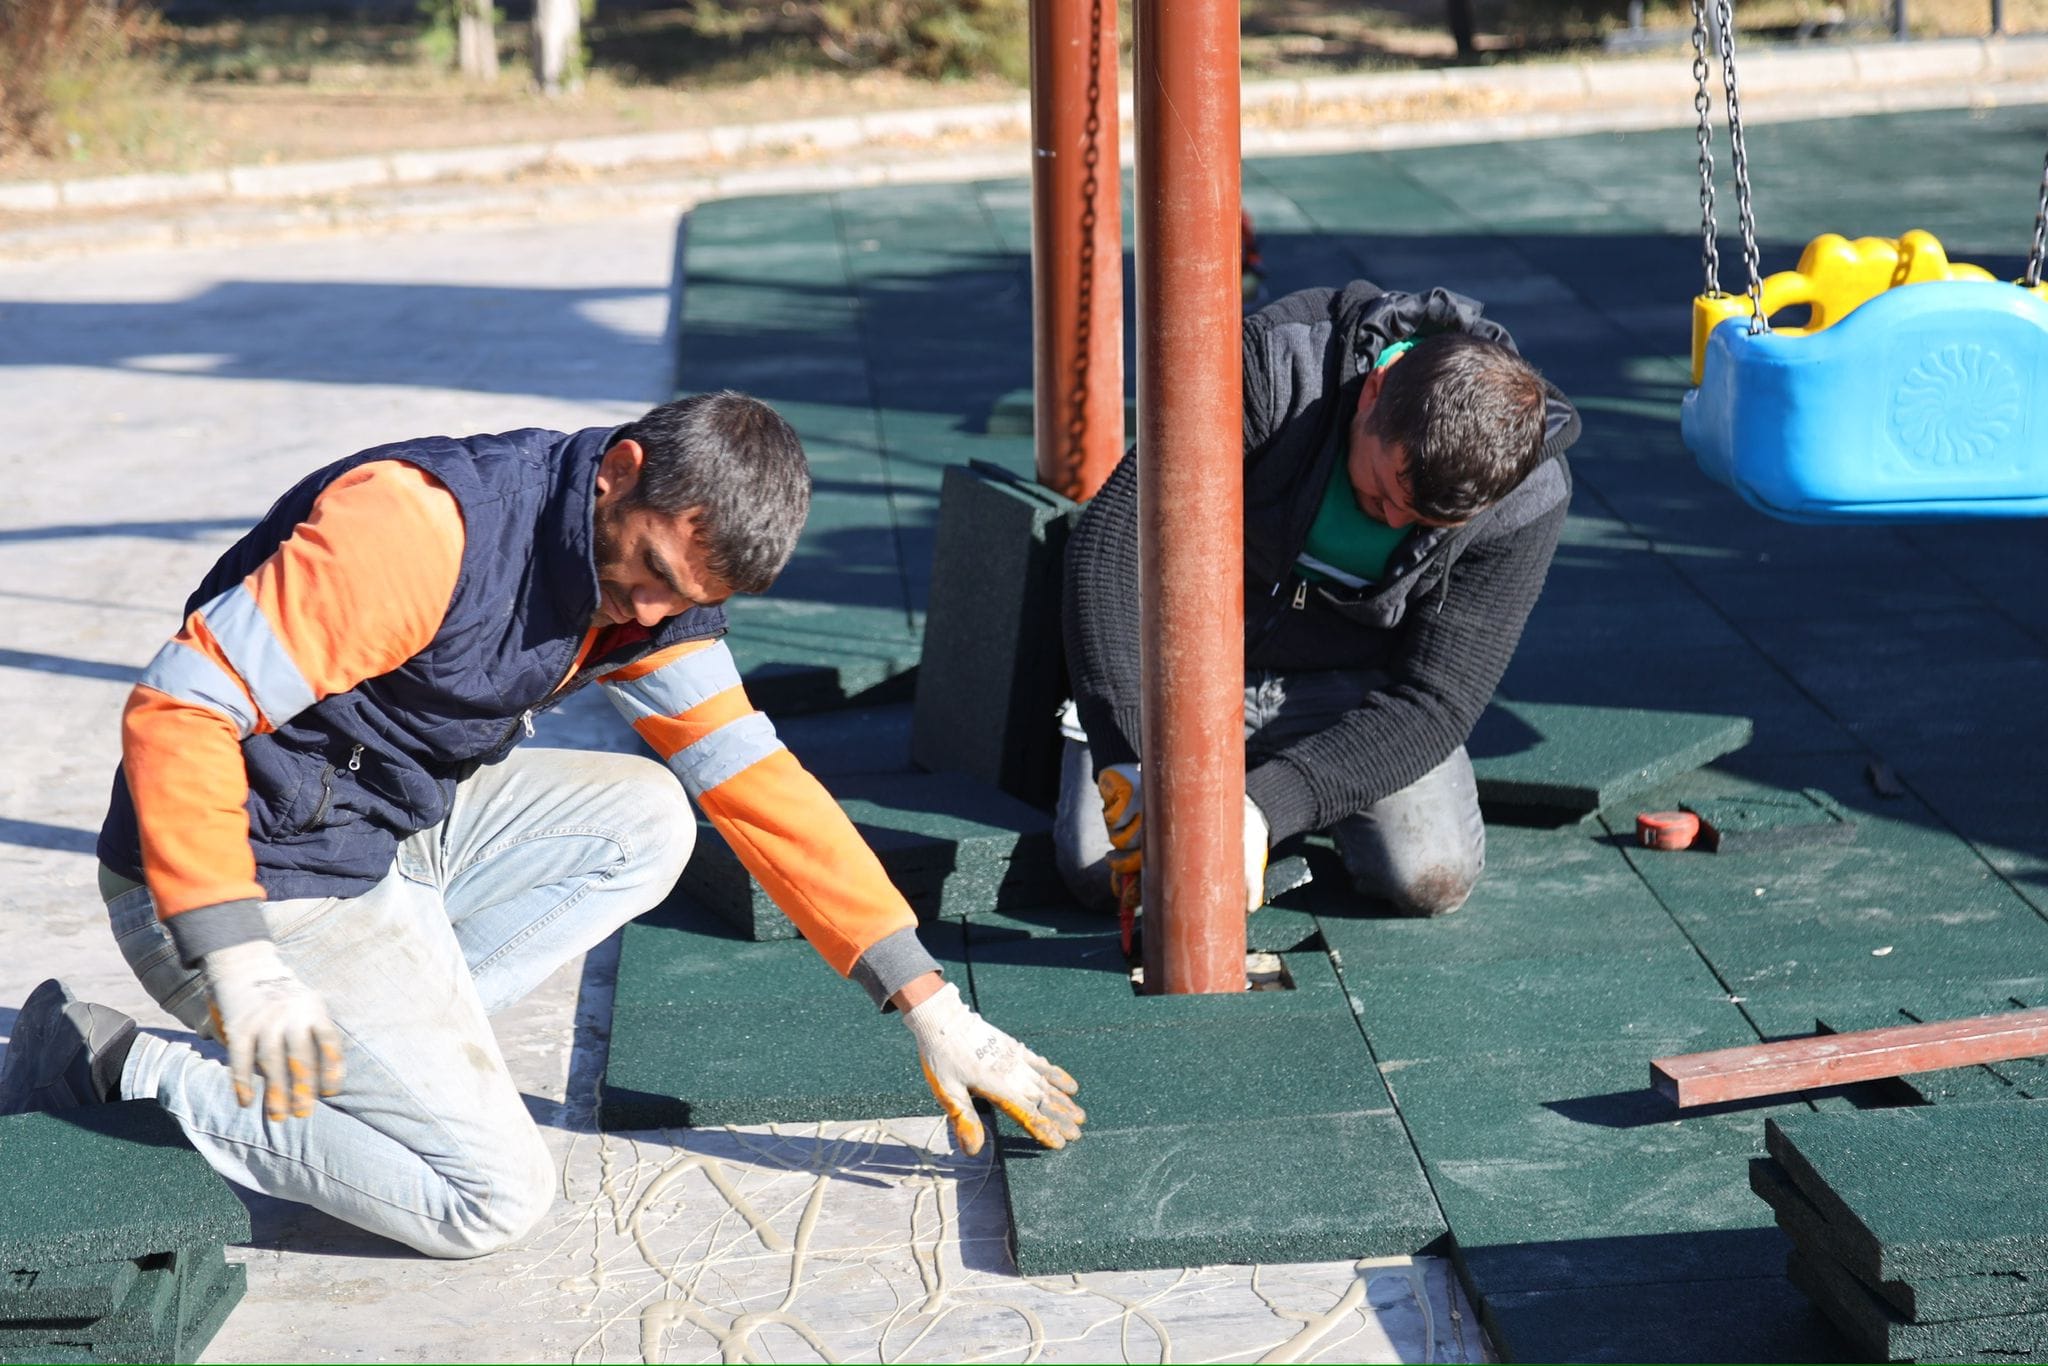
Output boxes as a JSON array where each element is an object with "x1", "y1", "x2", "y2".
[{"x1": 1682, "y1": 254, "x2": 2048, "y2": 524}]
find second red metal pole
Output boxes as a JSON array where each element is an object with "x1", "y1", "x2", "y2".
[
  {"x1": 1133, "y1": 0, "x2": 1246, "y2": 995},
  {"x1": 1029, "y1": 0, "x2": 1125, "y2": 502}
]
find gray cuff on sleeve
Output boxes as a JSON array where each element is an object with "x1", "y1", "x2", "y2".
[
  {"x1": 164, "y1": 898, "x2": 271, "y2": 969},
  {"x1": 849, "y1": 926, "x2": 944, "y2": 1012}
]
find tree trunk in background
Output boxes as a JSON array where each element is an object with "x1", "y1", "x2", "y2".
[
  {"x1": 1446, "y1": 0, "x2": 1476, "y2": 59},
  {"x1": 533, "y1": 0, "x2": 582, "y2": 95},
  {"x1": 458, "y1": 0, "x2": 499, "y2": 80}
]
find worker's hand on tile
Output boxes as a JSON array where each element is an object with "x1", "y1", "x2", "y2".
[
  {"x1": 202, "y1": 939, "x2": 345, "y2": 1121},
  {"x1": 1099, "y1": 762, "x2": 1145, "y2": 885},
  {"x1": 903, "y1": 982, "x2": 1084, "y2": 1156},
  {"x1": 1242, "y1": 793, "x2": 1271, "y2": 915},
  {"x1": 1103, "y1": 764, "x2": 1270, "y2": 917}
]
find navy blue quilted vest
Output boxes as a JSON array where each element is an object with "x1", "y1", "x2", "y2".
[{"x1": 98, "y1": 425, "x2": 727, "y2": 902}]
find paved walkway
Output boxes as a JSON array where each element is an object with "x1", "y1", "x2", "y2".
[{"x1": 0, "y1": 212, "x2": 1476, "y2": 1362}]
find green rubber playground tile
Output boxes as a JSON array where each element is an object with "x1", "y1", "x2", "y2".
[
  {"x1": 600, "y1": 902, "x2": 967, "y2": 1129},
  {"x1": 1680, "y1": 789, "x2": 1856, "y2": 854},
  {"x1": 615, "y1": 889, "x2": 968, "y2": 1008},
  {"x1": 1477, "y1": 1274, "x2": 1854, "y2": 1364},
  {"x1": 1467, "y1": 700, "x2": 1752, "y2": 816},
  {"x1": 0, "y1": 1259, "x2": 138, "y2": 1325},
  {"x1": 170, "y1": 1256, "x2": 243, "y2": 1366},
  {"x1": 1385, "y1": 1046, "x2": 1801, "y2": 1293},
  {"x1": 1348, "y1": 951, "x2": 1752, "y2": 1064},
  {"x1": 1613, "y1": 810, "x2": 2048, "y2": 999},
  {"x1": 1001, "y1": 1011, "x2": 1389, "y2": 1133},
  {"x1": 997, "y1": 1110, "x2": 1444, "y2": 1276},
  {"x1": 1804, "y1": 997, "x2": 2048, "y2": 1107},
  {"x1": 1500, "y1": 640, "x2": 1852, "y2": 761},
  {"x1": 1245, "y1": 905, "x2": 1322, "y2": 954},
  {"x1": 1, "y1": 1248, "x2": 237, "y2": 1365},
  {"x1": 910, "y1": 463, "x2": 1078, "y2": 809},
  {"x1": 1789, "y1": 1245, "x2": 2048, "y2": 1363},
  {"x1": 1733, "y1": 975, "x2": 2048, "y2": 1050},
  {"x1": 1753, "y1": 1158, "x2": 2048, "y2": 1323},
  {"x1": 0, "y1": 1255, "x2": 175, "y2": 1355},
  {"x1": 681, "y1": 772, "x2": 1066, "y2": 940},
  {"x1": 966, "y1": 936, "x2": 1348, "y2": 1034},
  {"x1": 601, "y1": 997, "x2": 932, "y2": 1129},
  {"x1": 1766, "y1": 1104, "x2": 2048, "y2": 1281},
  {"x1": 0, "y1": 1105, "x2": 249, "y2": 1274},
  {"x1": 1312, "y1": 823, "x2": 1692, "y2": 967},
  {"x1": 772, "y1": 702, "x2": 914, "y2": 778}
]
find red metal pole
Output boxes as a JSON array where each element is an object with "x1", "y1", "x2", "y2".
[
  {"x1": 1133, "y1": 0, "x2": 1245, "y2": 994},
  {"x1": 1029, "y1": 0, "x2": 1125, "y2": 502}
]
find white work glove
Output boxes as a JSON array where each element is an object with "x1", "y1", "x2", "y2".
[
  {"x1": 904, "y1": 983, "x2": 1085, "y2": 1156},
  {"x1": 202, "y1": 940, "x2": 345, "y2": 1122},
  {"x1": 1242, "y1": 793, "x2": 1271, "y2": 915}
]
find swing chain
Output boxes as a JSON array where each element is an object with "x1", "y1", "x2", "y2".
[
  {"x1": 2025, "y1": 147, "x2": 2048, "y2": 290},
  {"x1": 1714, "y1": 0, "x2": 1770, "y2": 333},
  {"x1": 1063, "y1": 0, "x2": 1106, "y2": 489},
  {"x1": 1691, "y1": 0, "x2": 1721, "y2": 297}
]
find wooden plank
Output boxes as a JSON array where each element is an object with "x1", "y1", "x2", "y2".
[{"x1": 1652, "y1": 1007, "x2": 2048, "y2": 1107}]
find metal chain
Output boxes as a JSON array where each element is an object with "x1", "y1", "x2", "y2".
[
  {"x1": 2024, "y1": 147, "x2": 2048, "y2": 289},
  {"x1": 1063, "y1": 0, "x2": 1106, "y2": 488},
  {"x1": 1714, "y1": 0, "x2": 1770, "y2": 332},
  {"x1": 1691, "y1": 0, "x2": 1721, "y2": 297}
]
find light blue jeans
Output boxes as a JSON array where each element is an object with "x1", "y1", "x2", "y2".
[
  {"x1": 105, "y1": 747, "x2": 695, "y2": 1259},
  {"x1": 1054, "y1": 669, "x2": 1486, "y2": 917}
]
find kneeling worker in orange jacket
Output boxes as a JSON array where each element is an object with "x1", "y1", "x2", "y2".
[{"x1": 0, "y1": 392, "x2": 1083, "y2": 1258}]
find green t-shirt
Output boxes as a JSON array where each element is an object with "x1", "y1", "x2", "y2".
[
  {"x1": 1294, "y1": 339, "x2": 1414, "y2": 588},
  {"x1": 1297, "y1": 459, "x2": 1408, "y2": 587}
]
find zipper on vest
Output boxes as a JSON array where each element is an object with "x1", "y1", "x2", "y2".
[
  {"x1": 521, "y1": 710, "x2": 536, "y2": 738},
  {"x1": 347, "y1": 744, "x2": 363, "y2": 773},
  {"x1": 1291, "y1": 580, "x2": 1308, "y2": 610},
  {"x1": 307, "y1": 766, "x2": 334, "y2": 830}
]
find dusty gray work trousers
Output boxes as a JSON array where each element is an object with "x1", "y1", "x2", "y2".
[{"x1": 1053, "y1": 668, "x2": 1486, "y2": 917}]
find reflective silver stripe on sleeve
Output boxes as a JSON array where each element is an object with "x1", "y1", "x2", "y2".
[
  {"x1": 138, "y1": 641, "x2": 258, "y2": 738},
  {"x1": 670, "y1": 712, "x2": 784, "y2": 795},
  {"x1": 603, "y1": 641, "x2": 745, "y2": 725},
  {"x1": 199, "y1": 584, "x2": 317, "y2": 729}
]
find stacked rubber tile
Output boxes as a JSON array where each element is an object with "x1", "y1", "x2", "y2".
[
  {"x1": 680, "y1": 770, "x2": 1066, "y2": 940},
  {"x1": 0, "y1": 1103, "x2": 249, "y2": 1364},
  {"x1": 909, "y1": 461, "x2": 1079, "y2": 809},
  {"x1": 1755, "y1": 1104, "x2": 2048, "y2": 1362}
]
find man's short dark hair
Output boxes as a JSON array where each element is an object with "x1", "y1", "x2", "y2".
[
  {"x1": 612, "y1": 391, "x2": 810, "y2": 595},
  {"x1": 1366, "y1": 332, "x2": 1548, "y2": 525}
]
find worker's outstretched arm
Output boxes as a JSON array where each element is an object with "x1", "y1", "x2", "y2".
[
  {"x1": 600, "y1": 642, "x2": 1084, "y2": 1153},
  {"x1": 121, "y1": 461, "x2": 466, "y2": 1118}
]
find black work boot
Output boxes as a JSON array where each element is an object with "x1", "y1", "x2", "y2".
[{"x1": 0, "y1": 980, "x2": 137, "y2": 1116}]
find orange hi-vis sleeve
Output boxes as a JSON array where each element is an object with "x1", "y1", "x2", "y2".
[
  {"x1": 123, "y1": 461, "x2": 466, "y2": 920},
  {"x1": 599, "y1": 639, "x2": 917, "y2": 978}
]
